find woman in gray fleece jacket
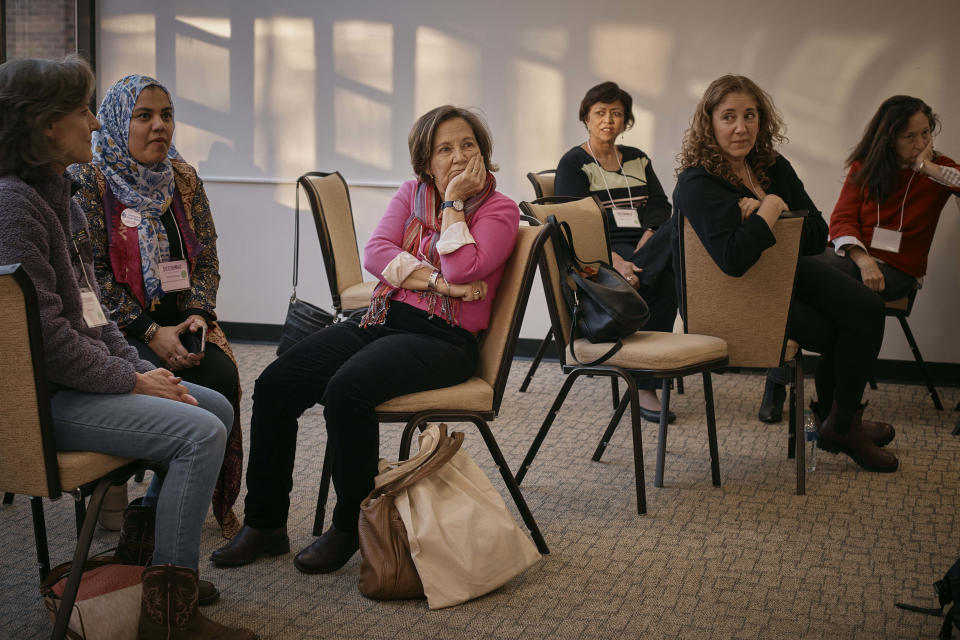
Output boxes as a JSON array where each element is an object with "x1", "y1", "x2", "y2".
[{"x1": 0, "y1": 57, "x2": 256, "y2": 639}]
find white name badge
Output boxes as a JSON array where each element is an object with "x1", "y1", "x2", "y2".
[
  {"x1": 120, "y1": 208, "x2": 142, "y2": 228},
  {"x1": 158, "y1": 260, "x2": 190, "y2": 292},
  {"x1": 79, "y1": 288, "x2": 108, "y2": 327},
  {"x1": 611, "y1": 207, "x2": 641, "y2": 228},
  {"x1": 870, "y1": 227, "x2": 902, "y2": 254}
]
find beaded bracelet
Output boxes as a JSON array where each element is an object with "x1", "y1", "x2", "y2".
[{"x1": 143, "y1": 322, "x2": 160, "y2": 344}]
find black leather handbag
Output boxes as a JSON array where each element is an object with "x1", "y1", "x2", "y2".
[
  {"x1": 277, "y1": 183, "x2": 335, "y2": 355},
  {"x1": 548, "y1": 216, "x2": 650, "y2": 365}
]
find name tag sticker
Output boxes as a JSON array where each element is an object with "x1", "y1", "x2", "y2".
[
  {"x1": 159, "y1": 259, "x2": 190, "y2": 292},
  {"x1": 611, "y1": 207, "x2": 641, "y2": 228},
  {"x1": 870, "y1": 227, "x2": 902, "y2": 254},
  {"x1": 120, "y1": 208, "x2": 142, "y2": 228},
  {"x1": 79, "y1": 288, "x2": 108, "y2": 327}
]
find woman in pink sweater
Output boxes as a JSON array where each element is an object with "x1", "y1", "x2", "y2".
[{"x1": 212, "y1": 106, "x2": 519, "y2": 574}]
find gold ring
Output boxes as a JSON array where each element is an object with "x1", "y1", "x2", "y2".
[{"x1": 474, "y1": 289, "x2": 480, "y2": 295}]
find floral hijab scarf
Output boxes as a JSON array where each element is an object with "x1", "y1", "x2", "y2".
[{"x1": 91, "y1": 74, "x2": 181, "y2": 307}]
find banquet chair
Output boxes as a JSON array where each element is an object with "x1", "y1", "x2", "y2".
[
  {"x1": 677, "y1": 213, "x2": 809, "y2": 494},
  {"x1": 874, "y1": 289, "x2": 943, "y2": 411},
  {"x1": 526, "y1": 169, "x2": 556, "y2": 199},
  {"x1": 312, "y1": 224, "x2": 554, "y2": 554},
  {"x1": 514, "y1": 198, "x2": 729, "y2": 514},
  {"x1": 0, "y1": 264, "x2": 155, "y2": 640},
  {"x1": 297, "y1": 171, "x2": 377, "y2": 318}
]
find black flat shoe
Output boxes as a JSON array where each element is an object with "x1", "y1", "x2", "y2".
[
  {"x1": 758, "y1": 379, "x2": 786, "y2": 423},
  {"x1": 636, "y1": 405, "x2": 676, "y2": 424},
  {"x1": 293, "y1": 527, "x2": 359, "y2": 575},
  {"x1": 210, "y1": 525, "x2": 289, "y2": 567}
]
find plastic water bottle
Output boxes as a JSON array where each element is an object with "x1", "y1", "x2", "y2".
[{"x1": 804, "y1": 410, "x2": 818, "y2": 472}]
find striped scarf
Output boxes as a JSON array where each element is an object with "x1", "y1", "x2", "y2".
[{"x1": 361, "y1": 173, "x2": 496, "y2": 327}]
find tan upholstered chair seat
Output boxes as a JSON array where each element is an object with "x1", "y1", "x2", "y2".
[
  {"x1": 341, "y1": 281, "x2": 378, "y2": 311},
  {"x1": 567, "y1": 332, "x2": 728, "y2": 371},
  {"x1": 785, "y1": 339, "x2": 800, "y2": 361},
  {"x1": 376, "y1": 377, "x2": 493, "y2": 413},
  {"x1": 57, "y1": 452, "x2": 134, "y2": 494}
]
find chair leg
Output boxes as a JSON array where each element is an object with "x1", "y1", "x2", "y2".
[
  {"x1": 2, "y1": 492, "x2": 13, "y2": 505},
  {"x1": 516, "y1": 372, "x2": 582, "y2": 485},
  {"x1": 312, "y1": 439, "x2": 334, "y2": 537},
  {"x1": 794, "y1": 359, "x2": 806, "y2": 496},
  {"x1": 624, "y1": 376, "x2": 647, "y2": 515},
  {"x1": 30, "y1": 496, "x2": 51, "y2": 582},
  {"x1": 50, "y1": 478, "x2": 114, "y2": 640},
  {"x1": 654, "y1": 381, "x2": 672, "y2": 488},
  {"x1": 74, "y1": 495, "x2": 86, "y2": 538},
  {"x1": 592, "y1": 392, "x2": 630, "y2": 461},
  {"x1": 676, "y1": 377, "x2": 684, "y2": 395},
  {"x1": 518, "y1": 331, "x2": 553, "y2": 392},
  {"x1": 898, "y1": 316, "x2": 944, "y2": 411},
  {"x1": 787, "y1": 381, "x2": 797, "y2": 459},
  {"x1": 703, "y1": 372, "x2": 721, "y2": 487},
  {"x1": 134, "y1": 470, "x2": 146, "y2": 483},
  {"x1": 610, "y1": 378, "x2": 620, "y2": 410},
  {"x1": 868, "y1": 377, "x2": 878, "y2": 390}
]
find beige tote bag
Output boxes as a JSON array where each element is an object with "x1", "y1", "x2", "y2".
[{"x1": 394, "y1": 425, "x2": 541, "y2": 609}]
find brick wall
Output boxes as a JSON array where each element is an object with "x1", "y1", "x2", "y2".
[{"x1": 4, "y1": 0, "x2": 75, "y2": 60}]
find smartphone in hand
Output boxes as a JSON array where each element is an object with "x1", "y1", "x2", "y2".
[{"x1": 199, "y1": 324, "x2": 207, "y2": 352}]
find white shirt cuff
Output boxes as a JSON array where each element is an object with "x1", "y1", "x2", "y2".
[
  {"x1": 381, "y1": 251, "x2": 425, "y2": 288},
  {"x1": 832, "y1": 235, "x2": 866, "y2": 256},
  {"x1": 436, "y1": 221, "x2": 476, "y2": 255}
]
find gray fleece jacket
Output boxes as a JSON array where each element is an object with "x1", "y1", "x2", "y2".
[{"x1": 0, "y1": 171, "x2": 154, "y2": 394}]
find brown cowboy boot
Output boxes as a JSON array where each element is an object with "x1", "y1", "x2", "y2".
[
  {"x1": 118, "y1": 499, "x2": 218, "y2": 606},
  {"x1": 811, "y1": 402, "x2": 895, "y2": 448},
  {"x1": 138, "y1": 565, "x2": 257, "y2": 639},
  {"x1": 816, "y1": 401, "x2": 898, "y2": 472}
]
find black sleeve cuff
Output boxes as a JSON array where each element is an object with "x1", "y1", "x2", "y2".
[
  {"x1": 125, "y1": 313, "x2": 155, "y2": 341},
  {"x1": 183, "y1": 308, "x2": 215, "y2": 323}
]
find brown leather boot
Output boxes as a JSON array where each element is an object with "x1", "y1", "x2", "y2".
[
  {"x1": 816, "y1": 402, "x2": 898, "y2": 472},
  {"x1": 811, "y1": 402, "x2": 895, "y2": 448},
  {"x1": 138, "y1": 565, "x2": 257, "y2": 639},
  {"x1": 118, "y1": 500, "x2": 218, "y2": 606}
]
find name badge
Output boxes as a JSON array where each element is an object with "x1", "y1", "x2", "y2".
[
  {"x1": 120, "y1": 208, "x2": 142, "y2": 228},
  {"x1": 870, "y1": 227, "x2": 902, "y2": 254},
  {"x1": 611, "y1": 207, "x2": 641, "y2": 228},
  {"x1": 159, "y1": 260, "x2": 191, "y2": 292},
  {"x1": 79, "y1": 288, "x2": 108, "y2": 327}
]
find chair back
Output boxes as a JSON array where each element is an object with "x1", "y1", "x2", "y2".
[
  {"x1": 519, "y1": 196, "x2": 609, "y2": 363},
  {"x1": 298, "y1": 171, "x2": 365, "y2": 313},
  {"x1": 0, "y1": 265, "x2": 61, "y2": 499},
  {"x1": 479, "y1": 224, "x2": 553, "y2": 414},
  {"x1": 526, "y1": 170, "x2": 556, "y2": 199},
  {"x1": 678, "y1": 214, "x2": 804, "y2": 368}
]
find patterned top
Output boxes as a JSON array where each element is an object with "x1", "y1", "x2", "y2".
[{"x1": 69, "y1": 160, "x2": 221, "y2": 332}]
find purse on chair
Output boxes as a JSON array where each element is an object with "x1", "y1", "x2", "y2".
[
  {"x1": 277, "y1": 181, "x2": 335, "y2": 355},
  {"x1": 548, "y1": 216, "x2": 650, "y2": 365}
]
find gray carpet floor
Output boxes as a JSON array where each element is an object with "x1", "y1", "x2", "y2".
[{"x1": 2, "y1": 342, "x2": 958, "y2": 639}]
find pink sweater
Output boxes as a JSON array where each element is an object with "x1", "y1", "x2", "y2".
[{"x1": 363, "y1": 180, "x2": 519, "y2": 332}]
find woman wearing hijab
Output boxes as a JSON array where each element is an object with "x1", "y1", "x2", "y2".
[{"x1": 70, "y1": 75, "x2": 243, "y2": 539}]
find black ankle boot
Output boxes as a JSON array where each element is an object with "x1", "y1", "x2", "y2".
[{"x1": 758, "y1": 379, "x2": 786, "y2": 423}]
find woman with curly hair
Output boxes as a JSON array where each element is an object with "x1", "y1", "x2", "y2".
[{"x1": 673, "y1": 75, "x2": 897, "y2": 473}]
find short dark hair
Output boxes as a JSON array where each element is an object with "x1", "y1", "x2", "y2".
[
  {"x1": 0, "y1": 56, "x2": 95, "y2": 179},
  {"x1": 408, "y1": 105, "x2": 498, "y2": 182},
  {"x1": 847, "y1": 95, "x2": 940, "y2": 202},
  {"x1": 578, "y1": 81, "x2": 635, "y2": 130}
]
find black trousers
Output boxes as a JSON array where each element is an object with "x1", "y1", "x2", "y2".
[
  {"x1": 243, "y1": 302, "x2": 479, "y2": 533},
  {"x1": 787, "y1": 256, "x2": 885, "y2": 416},
  {"x1": 613, "y1": 225, "x2": 678, "y2": 391},
  {"x1": 128, "y1": 335, "x2": 238, "y2": 402},
  {"x1": 814, "y1": 248, "x2": 917, "y2": 302}
]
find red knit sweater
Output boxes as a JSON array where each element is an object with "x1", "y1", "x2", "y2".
[{"x1": 829, "y1": 155, "x2": 960, "y2": 278}]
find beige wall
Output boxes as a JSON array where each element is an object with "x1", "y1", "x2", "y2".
[{"x1": 97, "y1": 0, "x2": 960, "y2": 362}]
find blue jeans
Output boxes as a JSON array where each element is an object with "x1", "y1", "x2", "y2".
[{"x1": 49, "y1": 382, "x2": 232, "y2": 569}]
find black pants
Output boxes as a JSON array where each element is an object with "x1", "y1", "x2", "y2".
[
  {"x1": 814, "y1": 248, "x2": 917, "y2": 302},
  {"x1": 243, "y1": 302, "x2": 479, "y2": 533},
  {"x1": 787, "y1": 256, "x2": 885, "y2": 416},
  {"x1": 128, "y1": 335, "x2": 238, "y2": 402},
  {"x1": 613, "y1": 225, "x2": 678, "y2": 391}
]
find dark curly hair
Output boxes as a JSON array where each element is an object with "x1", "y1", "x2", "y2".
[
  {"x1": 847, "y1": 95, "x2": 939, "y2": 203},
  {"x1": 677, "y1": 74, "x2": 786, "y2": 188},
  {"x1": 578, "y1": 81, "x2": 635, "y2": 130},
  {"x1": 408, "y1": 105, "x2": 498, "y2": 183},
  {"x1": 0, "y1": 56, "x2": 95, "y2": 180}
]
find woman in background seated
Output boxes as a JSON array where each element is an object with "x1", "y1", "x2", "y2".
[
  {"x1": 759, "y1": 96, "x2": 959, "y2": 422},
  {"x1": 555, "y1": 81, "x2": 677, "y2": 423},
  {"x1": 0, "y1": 56, "x2": 254, "y2": 639},
  {"x1": 70, "y1": 75, "x2": 243, "y2": 538},
  {"x1": 673, "y1": 74, "x2": 897, "y2": 473},
  {"x1": 212, "y1": 105, "x2": 519, "y2": 574}
]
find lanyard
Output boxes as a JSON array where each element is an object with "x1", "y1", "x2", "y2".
[
  {"x1": 72, "y1": 239, "x2": 97, "y2": 291},
  {"x1": 586, "y1": 140, "x2": 634, "y2": 210},
  {"x1": 876, "y1": 170, "x2": 915, "y2": 232}
]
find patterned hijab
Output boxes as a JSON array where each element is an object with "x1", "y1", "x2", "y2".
[{"x1": 91, "y1": 74, "x2": 182, "y2": 306}]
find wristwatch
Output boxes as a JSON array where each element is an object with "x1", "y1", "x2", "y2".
[{"x1": 441, "y1": 200, "x2": 464, "y2": 212}]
